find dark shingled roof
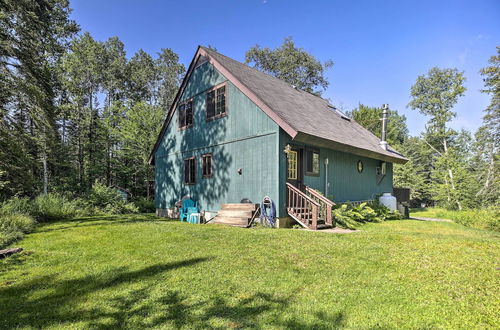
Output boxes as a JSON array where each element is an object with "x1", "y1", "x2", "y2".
[{"x1": 201, "y1": 47, "x2": 407, "y2": 163}]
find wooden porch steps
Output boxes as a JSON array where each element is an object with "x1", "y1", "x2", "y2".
[
  {"x1": 213, "y1": 203, "x2": 258, "y2": 227},
  {"x1": 286, "y1": 183, "x2": 335, "y2": 230}
]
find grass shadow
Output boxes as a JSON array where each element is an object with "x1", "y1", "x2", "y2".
[
  {"x1": 34, "y1": 214, "x2": 178, "y2": 233},
  {"x1": 0, "y1": 253, "x2": 345, "y2": 328},
  {"x1": 0, "y1": 257, "x2": 211, "y2": 328}
]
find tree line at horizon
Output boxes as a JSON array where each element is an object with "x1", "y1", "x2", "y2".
[{"x1": 1, "y1": 0, "x2": 498, "y2": 211}]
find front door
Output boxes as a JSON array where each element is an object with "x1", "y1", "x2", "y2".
[{"x1": 286, "y1": 147, "x2": 304, "y2": 190}]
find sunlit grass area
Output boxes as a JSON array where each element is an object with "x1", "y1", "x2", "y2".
[
  {"x1": 411, "y1": 207, "x2": 499, "y2": 232},
  {"x1": 1, "y1": 214, "x2": 499, "y2": 329}
]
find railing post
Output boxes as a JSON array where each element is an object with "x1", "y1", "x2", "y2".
[
  {"x1": 311, "y1": 204, "x2": 318, "y2": 230},
  {"x1": 326, "y1": 204, "x2": 332, "y2": 225}
]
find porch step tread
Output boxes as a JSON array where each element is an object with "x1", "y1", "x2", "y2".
[
  {"x1": 221, "y1": 203, "x2": 258, "y2": 211},
  {"x1": 213, "y1": 223, "x2": 248, "y2": 228},
  {"x1": 213, "y1": 217, "x2": 249, "y2": 226},
  {"x1": 216, "y1": 210, "x2": 253, "y2": 218}
]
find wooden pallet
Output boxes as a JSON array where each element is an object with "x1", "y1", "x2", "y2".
[{"x1": 213, "y1": 203, "x2": 258, "y2": 227}]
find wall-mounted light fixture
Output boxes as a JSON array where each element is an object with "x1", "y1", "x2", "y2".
[{"x1": 283, "y1": 144, "x2": 292, "y2": 157}]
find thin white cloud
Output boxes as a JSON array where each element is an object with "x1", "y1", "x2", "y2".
[{"x1": 458, "y1": 47, "x2": 470, "y2": 65}]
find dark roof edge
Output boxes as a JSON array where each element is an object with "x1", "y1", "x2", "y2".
[{"x1": 293, "y1": 132, "x2": 408, "y2": 164}]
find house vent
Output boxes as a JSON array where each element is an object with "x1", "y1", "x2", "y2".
[
  {"x1": 380, "y1": 104, "x2": 389, "y2": 150},
  {"x1": 329, "y1": 106, "x2": 351, "y2": 121}
]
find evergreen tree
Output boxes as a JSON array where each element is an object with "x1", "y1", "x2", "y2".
[
  {"x1": 0, "y1": 0, "x2": 78, "y2": 198},
  {"x1": 59, "y1": 32, "x2": 107, "y2": 190},
  {"x1": 475, "y1": 46, "x2": 500, "y2": 206}
]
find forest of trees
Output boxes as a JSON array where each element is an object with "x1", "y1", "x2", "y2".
[
  {"x1": 0, "y1": 0, "x2": 185, "y2": 199},
  {"x1": 349, "y1": 58, "x2": 499, "y2": 210},
  {"x1": 1, "y1": 1, "x2": 498, "y2": 211}
]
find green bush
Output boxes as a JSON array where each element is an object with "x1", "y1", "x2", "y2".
[
  {"x1": 0, "y1": 197, "x2": 33, "y2": 216},
  {"x1": 133, "y1": 197, "x2": 155, "y2": 213},
  {"x1": 448, "y1": 208, "x2": 499, "y2": 232},
  {"x1": 32, "y1": 193, "x2": 80, "y2": 222},
  {"x1": 86, "y1": 182, "x2": 124, "y2": 210},
  {"x1": 0, "y1": 213, "x2": 36, "y2": 248},
  {"x1": 85, "y1": 182, "x2": 139, "y2": 215},
  {"x1": 333, "y1": 202, "x2": 402, "y2": 229}
]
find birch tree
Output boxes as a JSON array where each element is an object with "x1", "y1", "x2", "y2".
[{"x1": 408, "y1": 67, "x2": 466, "y2": 209}]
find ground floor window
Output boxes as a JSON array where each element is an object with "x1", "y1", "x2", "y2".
[
  {"x1": 202, "y1": 153, "x2": 212, "y2": 178},
  {"x1": 184, "y1": 157, "x2": 196, "y2": 184},
  {"x1": 306, "y1": 149, "x2": 320, "y2": 176}
]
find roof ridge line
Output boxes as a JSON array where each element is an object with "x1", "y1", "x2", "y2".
[{"x1": 200, "y1": 46, "x2": 333, "y2": 106}]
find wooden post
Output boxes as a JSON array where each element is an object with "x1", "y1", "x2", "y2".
[
  {"x1": 311, "y1": 204, "x2": 318, "y2": 230},
  {"x1": 326, "y1": 204, "x2": 332, "y2": 225}
]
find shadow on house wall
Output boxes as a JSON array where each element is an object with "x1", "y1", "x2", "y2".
[{"x1": 156, "y1": 64, "x2": 232, "y2": 211}]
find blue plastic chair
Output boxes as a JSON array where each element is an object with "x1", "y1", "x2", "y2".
[{"x1": 179, "y1": 199, "x2": 198, "y2": 222}]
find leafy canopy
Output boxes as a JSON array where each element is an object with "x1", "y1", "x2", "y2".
[
  {"x1": 348, "y1": 104, "x2": 409, "y2": 147},
  {"x1": 245, "y1": 37, "x2": 333, "y2": 95}
]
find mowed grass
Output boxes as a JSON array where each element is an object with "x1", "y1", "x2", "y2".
[
  {"x1": 411, "y1": 207, "x2": 500, "y2": 232},
  {"x1": 1, "y1": 215, "x2": 499, "y2": 329}
]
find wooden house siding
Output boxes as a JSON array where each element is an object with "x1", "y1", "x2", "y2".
[
  {"x1": 277, "y1": 129, "x2": 393, "y2": 216},
  {"x1": 154, "y1": 61, "x2": 280, "y2": 212}
]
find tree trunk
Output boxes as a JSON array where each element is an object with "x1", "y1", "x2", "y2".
[
  {"x1": 443, "y1": 138, "x2": 462, "y2": 210},
  {"x1": 42, "y1": 147, "x2": 48, "y2": 195}
]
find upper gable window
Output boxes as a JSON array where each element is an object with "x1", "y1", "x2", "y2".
[
  {"x1": 206, "y1": 84, "x2": 227, "y2": 120},
  {"x1": 178, "y1": 100, "x2": 193, "y2": 129}
]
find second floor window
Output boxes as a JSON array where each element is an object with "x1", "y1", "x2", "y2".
[
  {"x1": 178, "y1": 100, "x2": 193, "y2": 129},
  {"x1": 207, "y1": 84, "x2": 226, "y2": 120}
]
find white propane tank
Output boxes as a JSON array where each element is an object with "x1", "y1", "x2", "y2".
[{"x1": 379, "y1": 193, "x2": 397, "y2": 211}]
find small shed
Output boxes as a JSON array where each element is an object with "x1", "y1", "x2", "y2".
[{"x1": 113, "y1": 186, "x2": 131, "y2": 202}]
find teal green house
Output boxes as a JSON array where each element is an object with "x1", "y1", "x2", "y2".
[{"x1": 149, "y1": 47, "x2": 407, "y2": 227}]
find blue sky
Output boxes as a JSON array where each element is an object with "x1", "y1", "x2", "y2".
[{"x1": 71, "y1": 0, "x2": 499, "y2": 136}]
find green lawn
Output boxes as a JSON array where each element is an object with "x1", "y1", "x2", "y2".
[
  {"x1": 1, "y1": 215, "x2": 499, "y2": 329},
  {"x1": 410, "y1": 207, "x2": 452, "y2": 219},
  {"x1": 411, "y1": 207, "x2": 499, "y2": 232}
]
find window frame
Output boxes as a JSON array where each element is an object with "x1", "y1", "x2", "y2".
[
  {"x1": 206, "y1": 82, "x2": 228, "y2": 121},
  {"x1": 357, "y1": 160, "x2": 364, "y2": 173},
  {"x1": 201, "y1": 153, "x2": 213, "y2": 178},
  {"x1": 287, "y1": 150, "x2": 298, "y2": 180},
  {"x1": 178, "y1": 98, "x2": 194, "y2": 130},
  {"x1": 184, "y1": 157, "x2": 196, "y2": 185},
  {"x1": 305, "y1": 148, "x2": 320, "y2": 176}
]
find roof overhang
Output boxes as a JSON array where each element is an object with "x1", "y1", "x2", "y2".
[{"x1": 293, "y1": 132, "x2": 408, "y2": 164}]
